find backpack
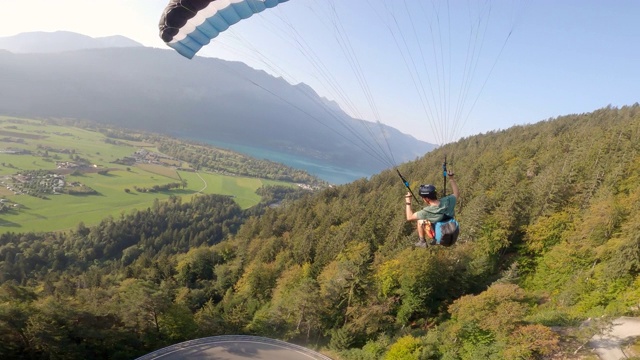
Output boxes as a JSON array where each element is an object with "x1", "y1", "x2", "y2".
[{"x1": 429, "y1": 218, "x2": 460, "y2": 247}]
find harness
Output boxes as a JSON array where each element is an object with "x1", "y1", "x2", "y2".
[{"x1": 430, "y1": 217, "x2": 459, "y2": 247}]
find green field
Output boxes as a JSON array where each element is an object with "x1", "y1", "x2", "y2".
[{"x1": 0, "y1": 117, "x2": 290, "y2": 233}]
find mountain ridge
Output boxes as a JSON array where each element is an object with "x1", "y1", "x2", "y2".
[
  {"x1": 0, "y1": 31, "x2": 143, "y2": 53},
  {"x1": 0, "y1": 32, "x2": 434, "y2": 180}
]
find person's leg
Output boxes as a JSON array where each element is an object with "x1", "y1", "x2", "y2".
[
  {"x1": 417, "y1": 220, "x2": 427, "y2": 238},
  {"x1": 415, "y1": 220, "x2": 428, "y2": 247}
]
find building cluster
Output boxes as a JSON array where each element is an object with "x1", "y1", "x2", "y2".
[
  {"x1": 134, "y1": 149, "x2": 176, "y2": 164},
  {"x1": 6, "y1": 173, "x2": 66, "y2": 195},
  {"x1": 0, "y1": 148, "x2": 30, "y2": 154},
  {"x1": 1, "y1": 176, "x2": 22, "y2": 195},
  {"x1": 115, "y1": 149, "x2": 178, "y2": 167},
  {"x1": 56, "y1": 161, "x2": 81, "y2": 170},
  {"x1": 297, "y1": 183, "x2": 327, "y2": 191}
]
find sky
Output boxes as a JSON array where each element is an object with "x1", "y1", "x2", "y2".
[{"x1": 1, "y1": 0, "x2": 639, "y2": 145}]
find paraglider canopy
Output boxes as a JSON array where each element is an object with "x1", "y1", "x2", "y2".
[
  {"x1": 159, "y1": 0, "x2": 290, "y2": 59},
  {"x1": 158, "y1": 0, "x2": 523, "y2": 163}
]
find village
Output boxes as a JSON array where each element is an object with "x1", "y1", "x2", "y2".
[
  {"x1": 0, "y1": 148, "x2": 177, "y2": 201},
  {"x1": 114, "y1": 148, "x2": 179, "y2": 167},
  {"x1": 2, "y1": 171, "x2": 69, "y2": 198},
  {"x1": 0, "y1": 146, "x2": 318, "y2": 213}
]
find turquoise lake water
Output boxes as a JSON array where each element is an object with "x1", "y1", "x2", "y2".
[{"x1": 195, "y1": 140, "x2": 372, "y2": 185}]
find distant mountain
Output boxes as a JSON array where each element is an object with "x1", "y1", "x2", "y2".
[
  {"x1": 0, "y1": 32, "x2": 434, "y2": 176},
  {"x1": 0, "y1": 31, "x2": 142, "y2": 53}
]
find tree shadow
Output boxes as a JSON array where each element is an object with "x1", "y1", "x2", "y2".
[
  {"x1": 0, "y1": 218, "x2": 22, "y2": 228},
  {"x1": 69, "y1": 191, "x2": 105, "y2": 197}
]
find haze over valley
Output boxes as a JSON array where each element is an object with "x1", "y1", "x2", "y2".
[{"x1": 0, "y1": 31, "x2": 434, "y2": 184}]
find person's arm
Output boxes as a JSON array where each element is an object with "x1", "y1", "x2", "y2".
[
  {"x1": 448, "y1": 172, "x2": 460, "y2": 199},
  {"x1": 405, "y1": 192, "x2": 418, "y2": 221}
]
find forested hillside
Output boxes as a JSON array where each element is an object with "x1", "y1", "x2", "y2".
[{"x1": 1, "y1": 105, "x2": 639, "y2": 359}]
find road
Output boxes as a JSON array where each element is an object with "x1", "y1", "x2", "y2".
[
  {"x1": 195, "y1": 171, "x2": 207, "y2": 193},
  {"x1": 589, "y1": 317, "x2": 640, "y2": 360}
]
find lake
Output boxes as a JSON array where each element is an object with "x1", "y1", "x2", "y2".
[{"x1": 194, "y1": 140, "x2": 372, "y2": 185}]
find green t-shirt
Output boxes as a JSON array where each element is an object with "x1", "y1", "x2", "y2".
[{"x1": 415, "y1": 195, "x2": 456, "y2": 223}]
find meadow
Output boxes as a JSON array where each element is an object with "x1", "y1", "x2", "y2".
[{"x1": 0, "y1": 117, "x2": 290, "y2": 233}]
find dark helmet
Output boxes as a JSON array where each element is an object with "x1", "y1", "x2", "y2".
[{"x1": 419, "y1": 184, "x2": 437, "y2": 199}]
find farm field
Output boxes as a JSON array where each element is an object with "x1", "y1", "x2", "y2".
[{"x1": 0, "y1": 117, "x2": 293, "y2": 233}]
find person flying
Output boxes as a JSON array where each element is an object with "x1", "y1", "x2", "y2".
[{"x1": 405, "y1": 171, "x2": 459, "y2": 247}]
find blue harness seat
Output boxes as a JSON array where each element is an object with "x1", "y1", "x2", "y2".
[{"x1": 430, "y1": 218, "x2": 459, "y2": 247}]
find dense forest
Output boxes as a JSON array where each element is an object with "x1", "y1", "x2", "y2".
[{"x1": 1, "y1": 105, "x2": 639, "y2": 359}]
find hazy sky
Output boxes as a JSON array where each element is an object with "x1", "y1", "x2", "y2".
[{"x1": 1, "y1": 0, "x2": 639, "y2": 144}]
